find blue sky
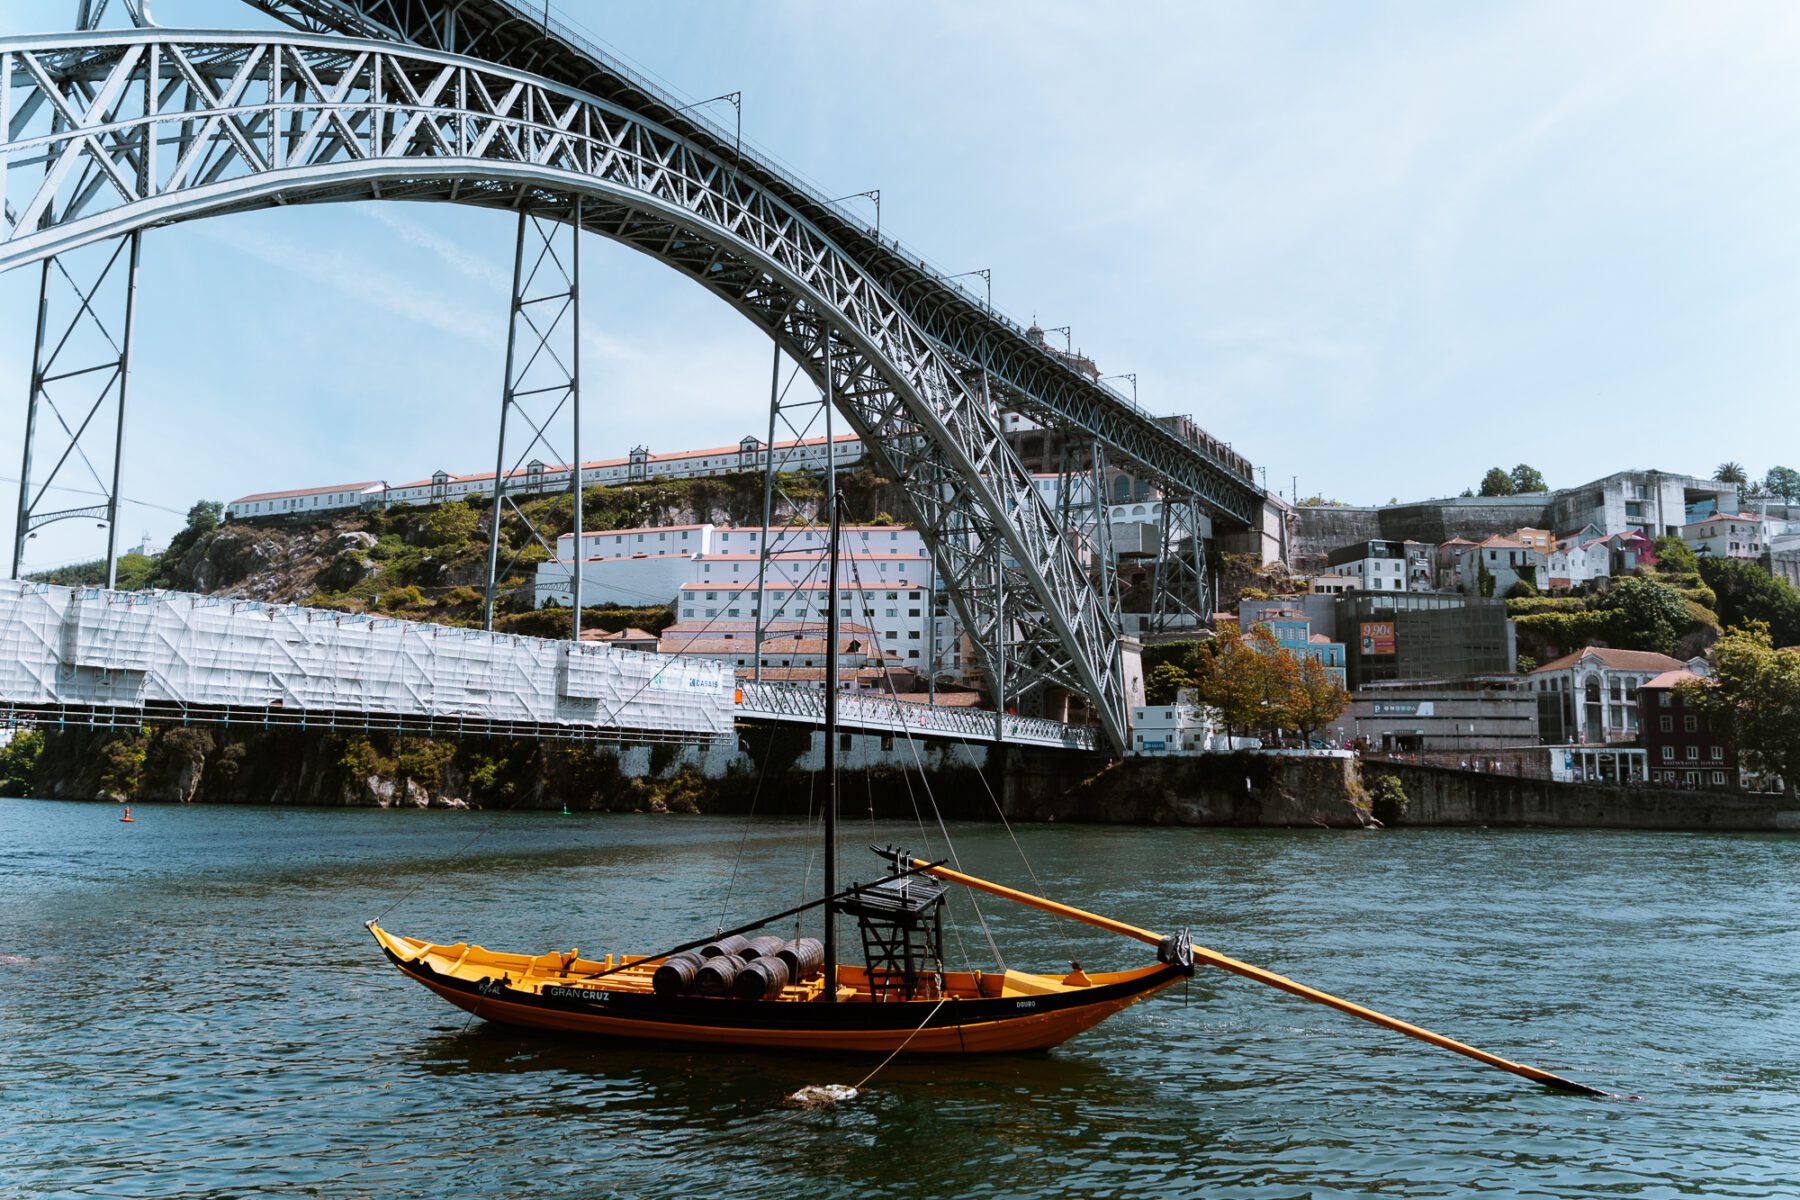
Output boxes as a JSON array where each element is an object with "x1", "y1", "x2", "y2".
[{"x1": 4, "y1": 0, "x2": 1800, "y2": 570}]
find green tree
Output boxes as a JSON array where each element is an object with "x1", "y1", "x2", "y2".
[
  {"x1": 1509, "y1": 464, "x2": 1548, "y2": 493},
  {"x1": 97, "y1": 731, "x2": 147, "y2": 799},
  {"x1": 421, "y1": 500, "x2": 478, "y2": 547},
  {"x1": 158, "y1": 499, "x2": 224, "y2": 574},
  {"x1": 1368, "y1": 774, "x2": 1408, "y2": 824},
  {"x1": 1477, "y1": 558, "x2": 1496, "y2": 597},
  {"x1": 1714, "y1": 462, "x2": 1748, "y2": 485},
  {"x1": 1599, "y1": 577, "x2": 1690, "y2": 656},
  {"x1": 1653, "y1": 536, "x2": 1700, "y2": 578},
  {"x1": 1697, "y1": 558, "x2": 1800, "y2": 647},
  {"x1": 0, "y1": 730, "x2": 44, "y2": 796},
  {"x1": 1144, "y1": 662, "x2": 1193, "y2": 706},
  {"x1": 1478, "y1": 467, "x2": 1515, "y2": 497},
  {"x1": 1680, "y1": 624, "x2": 1800, "y2": 795},
  {"x1": 1764, "y1": 465, "x2": 1800, "y2": 502}
]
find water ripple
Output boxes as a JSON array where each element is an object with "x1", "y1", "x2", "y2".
[{"x1": 1, "y1": 801, "x2": 1795, "y2": 1198}]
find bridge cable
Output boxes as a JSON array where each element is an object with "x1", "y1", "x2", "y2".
[
  {"x1": 841, "y1": 542, "x2": 1000, "y2": 970},
  {"x1": 712, "y1": 716, "x2": 782, "y2": 935},
  {"x1": 366, "y1": 517, "x2": 832, "y2": 923}
]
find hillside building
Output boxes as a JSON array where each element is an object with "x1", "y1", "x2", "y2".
[
  {"x1": 1637, "y1": 668, "x2": 1735, "y2": 789},
  {"x1": 1528, "y1": 647, "x2": 1700, "y2": 745}
]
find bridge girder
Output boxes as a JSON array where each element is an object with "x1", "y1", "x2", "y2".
[
  {"x1": 0, "y1": 29, "x2": 1128, "y2": 748},
  {"x1": 239, "y1": 0, "x2": 1266, "y2": 528}
]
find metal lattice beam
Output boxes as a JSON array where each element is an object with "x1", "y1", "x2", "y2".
[
  {"x1": 1147, "y1": 494, "x2": 1210, "y2": 637},
  {"x1": 10, "y1": 232, "x2": 140, "y2": 584},
  {"x1": 483, "y1": 203, "x2": 582, "y2": 635},
  {"x1": 240, "y1": 0, "x2": 1265, "y2": 528},
  {"x1": 0, "y1": 30, "x2": 1130, "y2": 748}
]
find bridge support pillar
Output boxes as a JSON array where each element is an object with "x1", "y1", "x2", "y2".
[
  {"x1": 753, "y1": 331, "x2": 838, "y2": 682},
  {"x1": 483, "y1": 204, "x2": 584, "y2": 637},
  {"x1": 1147, "y1": 492, "x2": 1210, "y2": 638},
  {"x1": 10, "y1": 232, "x2": 141, "y2": 584}
]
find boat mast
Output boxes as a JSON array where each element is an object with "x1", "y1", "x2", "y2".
[{"x1": 821, "y1": 333, "x2": 839, "y2": 1003}]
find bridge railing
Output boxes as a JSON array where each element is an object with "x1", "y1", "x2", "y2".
[{"x1": 735, "y1": 681, "x2": 1100, "y2": 751}]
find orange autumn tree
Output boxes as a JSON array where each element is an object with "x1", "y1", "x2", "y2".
[
  {"x1": 1194, "y1": 625, "x2": 1299, "y2": 739},
  {"x1": 1192, "y1": 623, "x2": 1347, "y2": 742},
  {"x1": 1288, "y1": 654, "x2": 1350, "y2": 741}
]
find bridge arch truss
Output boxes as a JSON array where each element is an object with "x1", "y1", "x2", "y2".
[{"x1": 0, "y1": 29, "x2": 1133, "y2": 746}]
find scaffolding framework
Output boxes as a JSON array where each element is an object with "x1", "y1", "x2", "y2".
[
  {"x1": 485, "y1": 205, "x2": 584, "y2": 637},
  {"x1": 11, "y1": 233, "x2": 140, "y2": 585},
  {"x1": 0, "y1": 580, "x2": 732, "y2": 739}
]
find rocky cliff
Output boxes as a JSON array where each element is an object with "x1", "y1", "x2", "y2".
[{"x1": 1010, "y1": 751, "x2": 1376, "y2": 828}]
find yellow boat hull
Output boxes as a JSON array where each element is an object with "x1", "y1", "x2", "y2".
[{"x1": 370, "y1": 923, "x2": 1188, "y2": 1054}]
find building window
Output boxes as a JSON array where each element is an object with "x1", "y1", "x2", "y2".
[
  {"x1": 1711, "y1": 747, "x2": 1723, "y2": 761},
  {"x1": 1686, "y1": 746, "x2": 1699, "y2": 761},
  {"x1": 1683, "y1": 715, "x2": 1697, "y2": 732},
  {"x1": 1712, "y1": 772, "x2": 1726, "y2": 785},
  {"x1": 1659, "y1": 716, "x2": 1671, "y2": 732},
  {"x1": 1661, "y1": 746, "x2": 1673, "y2": 762}
]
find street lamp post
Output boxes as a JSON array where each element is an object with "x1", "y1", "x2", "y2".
[
  {"x1": 826, "y1": 189, "x2": 881, "y2": 238},
  {"x1": 1097, "y1": 372, "x2": 1138, "y2": 407}
]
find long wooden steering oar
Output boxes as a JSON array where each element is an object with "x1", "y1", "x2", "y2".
[{"x1": 914, "y1": 859, "x2": 1614, "y2": 1097}]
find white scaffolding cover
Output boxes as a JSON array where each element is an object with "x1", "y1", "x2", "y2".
[{"x1": 0, "y1": 582, "x2": 732, "y2": 738}]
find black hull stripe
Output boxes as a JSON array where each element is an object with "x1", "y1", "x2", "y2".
[{"x1": 383, "y1": 944, "x2": 1188, "y2": 1032}]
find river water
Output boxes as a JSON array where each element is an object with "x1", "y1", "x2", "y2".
[{"x1": 1, "y1": 799, "x2": 1795, "y2": 1199}]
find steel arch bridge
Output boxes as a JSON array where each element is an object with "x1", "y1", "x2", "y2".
[{"x1": 0, "y1": 9, "x2": 1263, "y2": 753}]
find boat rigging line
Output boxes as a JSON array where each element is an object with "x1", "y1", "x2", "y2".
[{"x1": 577, "y1": 858, "x2": 950, "y2": 982}]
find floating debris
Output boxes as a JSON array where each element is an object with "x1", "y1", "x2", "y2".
[{"x1": 787, "y1": 1084, "x2": 857, "y2": 1109}]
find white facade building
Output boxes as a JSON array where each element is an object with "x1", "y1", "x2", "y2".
[
  {"x1": 675, "y1": 560, "x2": 948, "y2": 677},
  {"x1": 1546, "y1": 534, "x2": 1612, "y2": 591},
  {"x1": 1325, "y1": 540, "x2": 1428, "y2": 592},
  {"x1": 1445, "y1": 534, "x2": 1549, "y2": 596},
  {"x1": 531, "y1": 522, "x2": 959, "y2": 686},
  {"x1": 1682, "y1": 514, "x2": 1765, "y2": 561},
  {"x1": 1129, "y1": 702, "x2": 1218, "y2": 755},
  {"x1": 1528, "y1": 647, "x2": 1703, "y2": 745}
]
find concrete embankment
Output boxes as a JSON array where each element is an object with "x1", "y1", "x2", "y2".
[
  {"x1": 1000, "y1": 750, "x2": 1376, "y2": 828},
  {"x1": 1365, "y1": 762, "x2": 1800, "y2": 832},
  {"x1": 14, "y1": 722, "x2": 1798, "y2": 832}
]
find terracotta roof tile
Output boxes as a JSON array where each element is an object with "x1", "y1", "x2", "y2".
[{"x1": 1531, "y1": 647, "x2": 1688, "y2": 674}]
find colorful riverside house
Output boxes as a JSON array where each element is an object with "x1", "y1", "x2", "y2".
[
  {"x1": 1246, "y1": 609, "x2": 1347, "y2": 687},
  {"x1": 1637, "y1": 668, "x2": 1742, "y2": 791}
]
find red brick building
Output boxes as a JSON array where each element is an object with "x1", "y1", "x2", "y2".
[{"x1": 1639, "y1": 668, "x2": 1735, "y2": 790}]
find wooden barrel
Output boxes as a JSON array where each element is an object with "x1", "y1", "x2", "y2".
[
  {"x1": 700, "y1": 935, "x2": 752, "y2": 960},
  {"x1": 776, "y1": 938, "x2": 824, "y2": 981},
  {"x1": 731, "y1": 956, "x2": 791, "y2": 1000},
  {"x1": 741, "y1": 936, "x2": 786, "y2": 961},
  {"x1": 694, "y1": 953, "x2": 746, "y2": 995},
  {"x1": 652, "y1": 952, "x2": 704, "y2": 998}
]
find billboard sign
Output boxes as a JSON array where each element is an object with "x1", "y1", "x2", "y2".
[{"x1": 1359, "y1": 620, "x2": 1396, "y2": 656}]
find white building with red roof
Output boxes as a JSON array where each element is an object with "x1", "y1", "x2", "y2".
[
  {"x1": 223, "y1": 432, "x2": 866, "y2": 520},
  {"x1": 1528, "y1": 647, "x2": 1706, "y2": 745},
  {"x1": 1681, "y1": 513, "x2": 1767, "y2": 561}
]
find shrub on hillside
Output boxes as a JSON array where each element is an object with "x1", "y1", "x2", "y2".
[{"x1": 1369, "y1": 775, "x2": 1408, "y2": 824}]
